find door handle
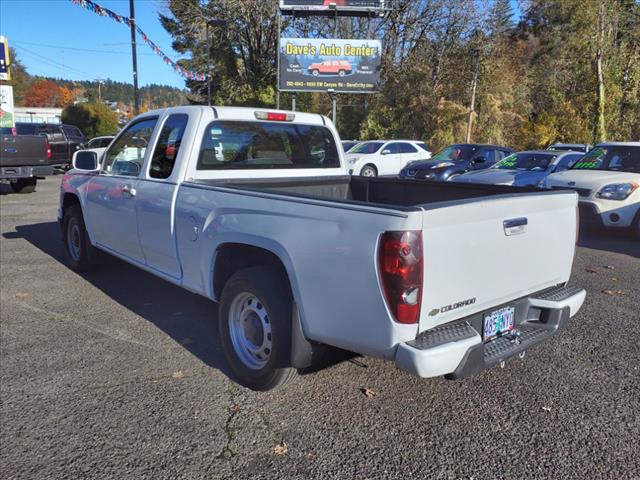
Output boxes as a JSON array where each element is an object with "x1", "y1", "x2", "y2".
[{"x1": 122, "y1": 184, "x2": 136, "y2": 197}]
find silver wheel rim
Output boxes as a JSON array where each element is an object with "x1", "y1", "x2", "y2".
[
  {"x1": 362, "y1": 167, "x2": 375, "y2": 177},
  {"x1": 228, "y1": 292, "x2": 272, "y2": 370},
  {"x1": 67, "y1": 218, "x2": 81, "y2": 261}
]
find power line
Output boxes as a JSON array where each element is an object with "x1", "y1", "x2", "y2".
[
  {"x1": 11, "y1": 39, "x2": 157, "y2": 56},
  {"x1": 13, "y1": 44, "x2": 103, "y2": 79}
]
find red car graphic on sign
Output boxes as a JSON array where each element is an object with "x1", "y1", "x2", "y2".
[{"x1": 307, "y1": 60, "x2": 352, "y2": 77}]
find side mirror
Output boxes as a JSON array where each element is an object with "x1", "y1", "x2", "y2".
[
  {"x1": 381, "y1": 149, "x2": 391, "y2": 155},
  {"x1": 72, "y1": 150, "x2": 99, "y2": 171}
]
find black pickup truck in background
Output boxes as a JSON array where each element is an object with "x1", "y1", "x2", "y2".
[
  {"x1": 0, "y1": 132, "x2": 54, "y2": 193},
  {"x1": 14, "y1": 122, "x2": 86, "y2": 167}
]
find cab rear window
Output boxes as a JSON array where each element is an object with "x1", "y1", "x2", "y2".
[{"x1": 197, "y1": 121, "x2": 340, "y2": 170}]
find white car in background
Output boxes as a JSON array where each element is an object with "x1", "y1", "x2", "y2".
[
  {"x1": 544, "y1": 142, "x2": 640, "y2": 239},
  {"x1": 345, "y1": 140, "x2": 431, "y2": 177}
]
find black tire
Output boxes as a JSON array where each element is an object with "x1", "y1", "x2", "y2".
[
  {"x1": 338, "y1": 70, "x2": 346, "y2": 77},
  {"x1": 62, "y1": 204, "x2": 98, "y2": 271},
  {"x1": 219, "y1": 266, "x2": 297, "y2": 391},
  {"x1": 10, "y1": 178, "x2": 37, "y2": 193},
  {"x1": 311, "y1": 69, "x2": 319, "y2": 76},
  {"x1": 360, "y1": 165, "x2": 377, "y2": 177}
]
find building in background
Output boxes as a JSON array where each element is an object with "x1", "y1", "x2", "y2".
[{"x1": 13, "y1": 106, "x2": 62, "y2": 124}]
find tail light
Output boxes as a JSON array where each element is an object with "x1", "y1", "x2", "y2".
[
  {"x1": 45, "y1": 140, "x2": 51, "y2": 160},
  {"x1": 378, "y1": 231, "x2": 423, "y2": 324}
]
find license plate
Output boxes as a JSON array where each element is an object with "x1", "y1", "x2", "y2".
[{"x1": 483, "y1": 306, "x2": 515, "y2": 342}]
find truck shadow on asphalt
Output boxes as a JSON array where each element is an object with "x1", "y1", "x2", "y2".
[
  {"x1": 4, "y1": 221, "x2": 236, "y2": 377},
  {"x1": 578, "y1": 230, "x2": 639, "y2": 259},
  {"x1": 4, "y1": 221, "x2": 354, "y2": 383}
]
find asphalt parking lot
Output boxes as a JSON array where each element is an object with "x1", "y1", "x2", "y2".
[{"x1": 1, "y1": 177, "x2": 639, "y2": 480}]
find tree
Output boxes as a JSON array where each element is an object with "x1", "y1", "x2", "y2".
[
  {"x1": 0, "y1": 48, "x2": 31, "y2": 106},
  {"x1": 61, "y1": 102, "x2": 119, "y2": 138},
  {"x1": 24, "y1": 79, "x2": 63, "y2": 107}
]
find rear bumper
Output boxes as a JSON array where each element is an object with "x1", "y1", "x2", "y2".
[
  {"x1": 0, "y1": 165, "x2": 54, "y2": 179},
  {"x1": 394, "y1": 284, "x2": 586, "y2": 379}
]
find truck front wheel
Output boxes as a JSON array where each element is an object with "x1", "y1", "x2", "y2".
[
  {"x1": 219, "y1": 266, "x2": 297, "y2": 391},
  {"x1": 10, "y1": 178, "x2": 37, "y2": 193},
  {"x1": 63, "y1": 204, "x2": 98, "y2": 271}
]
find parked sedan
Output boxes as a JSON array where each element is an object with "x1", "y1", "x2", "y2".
[
  {"x1": 399, "y1": 143, "x2": 514, "y2": 181},
  {"x1": 453, "y1": 150, "x2": 584, "y2": 187}
]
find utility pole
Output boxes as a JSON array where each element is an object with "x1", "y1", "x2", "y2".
[
  {"x1": 97, "y1": 79, "x2": 102, "y2": 103},
  {"x1": 129, "y1": 0, "x2": 140, "y2": 114},
  {"x1": 206, "y1": 21, "x2": 211, "y2": 106}
]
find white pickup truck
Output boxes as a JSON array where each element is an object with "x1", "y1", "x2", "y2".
[{"x1": 60, "y1": 106, "x2": 586, "y2": 390}]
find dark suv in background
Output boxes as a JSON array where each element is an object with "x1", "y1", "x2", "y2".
[
  {"x1": 399, "y1": 143, "x2": 514, "y2": 181},
  {"x1": 14, "y1": 123, "x2": 86, "y2": 167}
]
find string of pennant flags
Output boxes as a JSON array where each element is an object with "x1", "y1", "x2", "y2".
[{"x1": 69, "y1": 0, "x2": 207, "y2": 81}]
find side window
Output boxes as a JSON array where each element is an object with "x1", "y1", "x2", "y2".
[
  {"x1": 149, "y1": 114, "x2": 188, "y2": 179},
  {"x1": 385, "y1": 143, "x2": 401, "y2": 154},
  {"x1": 45, "y1": 126, "x2": 65, "y2": 142},
  {"x1": 474, "y1": 149, "x2": 491, "y2": 162},
  {"x1": 495, "y1": 150, "x2": 506, "y2": 161},
  {"x1": 398, "y1": 142, "x2": 418, "y2": 154},
  {"x1": 555, "y1": 154, "x2": 581, "y2": 172},
  {"x1": 103, "y1": 117, "x2": 158, "y2": 177}
]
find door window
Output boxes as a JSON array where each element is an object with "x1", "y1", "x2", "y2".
[
  {"x1": 554, "y1": 154, "x2": 582, "y2": 172},
  {"x1": 475, "y1": 149, "x2": 494, "y2": 164},
  {"x1": 384, "y1": 143, "x2": 401, "y2": 154},
  {"x1": 398, "y1": 142, "x2": 418, "y2": 154},
  {"x1": 103, "y1": 117, "x2": 158, "y2": 177},
  {"x1": 149, "y1": 114, "x2": 188, "y2": 179}
]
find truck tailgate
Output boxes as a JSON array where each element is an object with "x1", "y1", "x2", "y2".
[{"x1": 418, "y1": 191, "x2": 578, "y2": 331}]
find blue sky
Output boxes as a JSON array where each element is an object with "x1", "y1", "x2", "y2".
[
  {"x1": 1, "y1": 0, "x2": 523, "y2": 90},
  {"x1": 0, "y1": 0, "x2": 188, "y2": 88}
]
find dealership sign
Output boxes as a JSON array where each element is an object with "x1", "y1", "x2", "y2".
[
  {"x1": 0, "y1": 36, "x2": 10, "y2": 81},
  {"x1": 279, "y1": 1, "x2": 386, "y2": 12},
  {"x1": 278, "y1": 38, "x2": 381, "y2": 93},
  {"x1": 0, "y1": 85, "x2": 15, "y2": 129}
]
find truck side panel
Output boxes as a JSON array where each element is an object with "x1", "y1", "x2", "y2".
[{"x1": 174, "y1": 183, "x2": 420, "y2": 358}]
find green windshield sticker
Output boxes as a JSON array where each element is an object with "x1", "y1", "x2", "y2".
[
  {"x1": 574, "y1": 161, "x2": 598, "y2": 169},
  {"x1": 496, "y1": 154, "x2": 517, "y2": 167}
]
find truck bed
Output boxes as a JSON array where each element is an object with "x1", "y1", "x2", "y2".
[{"x1": 192, "y1": 175, "x2": 544, "y2": 209}]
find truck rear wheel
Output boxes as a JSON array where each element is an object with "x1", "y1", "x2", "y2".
[
  {"x1": 10, "y1": 178, "x2": 37, "y2": 194},
  {"x1": 63, "y1": 204, "x2": 98, "y2": 271},
  {"x1": 219, "y1": 266, "x2": 297, "y2": 391}
]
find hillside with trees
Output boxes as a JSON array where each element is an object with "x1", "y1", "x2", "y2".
[
  {"x1": 160, "y1": 0, "x2": 640, "y2": 150},
  {"x1": 1, "y1": 49, "x2": 188, "y2": 116}
]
